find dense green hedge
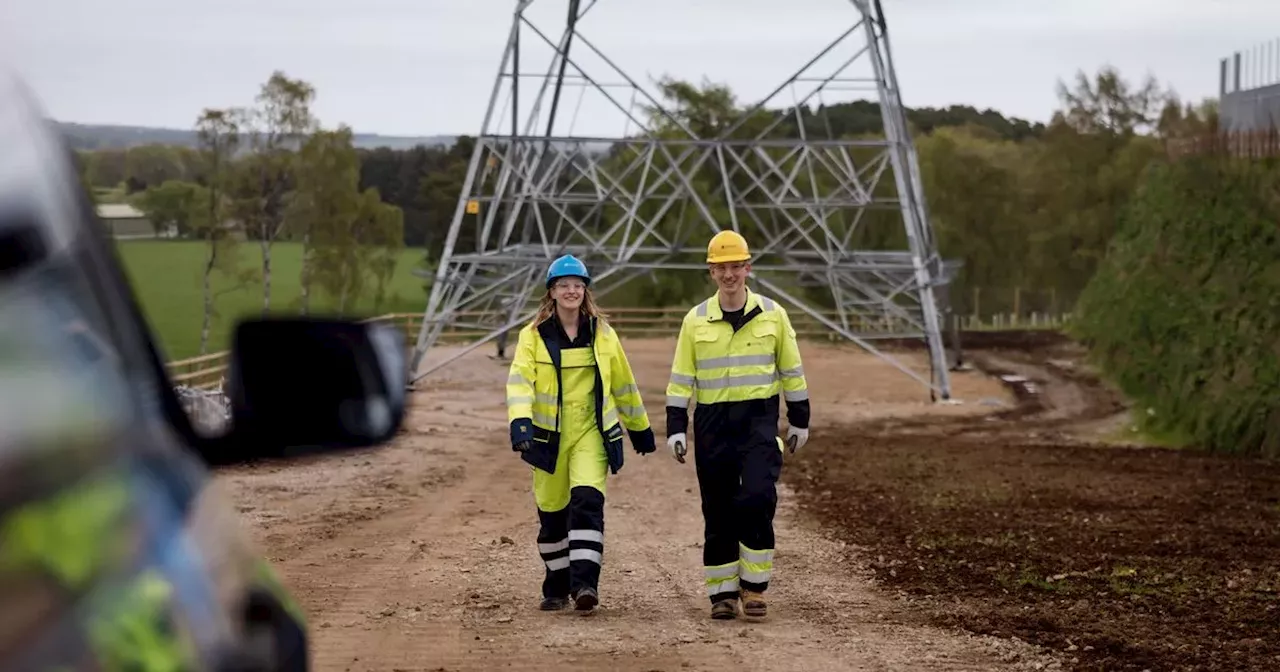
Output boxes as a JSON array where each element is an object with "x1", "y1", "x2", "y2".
[{"x1": 1070, "y1": 157, "x2": 1280, "y2": 457}]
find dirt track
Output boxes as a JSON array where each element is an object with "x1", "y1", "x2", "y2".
[{"x1": 210, "y1": 337, "x2": 1067, "y2": 671}]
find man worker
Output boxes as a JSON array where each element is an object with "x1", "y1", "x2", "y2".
[{"x1": 664, "y1": 230, "x2": 811, "y2": 621}]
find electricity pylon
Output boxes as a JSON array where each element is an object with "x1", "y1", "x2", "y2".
[{"x1": 409, "y1": 0, "x2": 957, "y2": 400}]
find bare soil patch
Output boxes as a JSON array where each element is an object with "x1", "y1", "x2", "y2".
[{"x1": 787, "y1": 332, "x2": 1280, "y2": 671}]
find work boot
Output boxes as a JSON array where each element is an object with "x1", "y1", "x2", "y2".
[
  {"x1": 741, "y1": 590, "x2": 767, "y2": 619},
  {"x1": 710, "y1": 598, "x2": 739, "y2": 620},
  {"x1": 539, "y1": 596, "x2": 569, "y2": 611},
  {"x1": 572, "y1": 587, "x2": 598, "y2": 612}
]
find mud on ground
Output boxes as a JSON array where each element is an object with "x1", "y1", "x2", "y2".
[
  {"x1": 211, "y1": 336, "x2": 1069, "y2": 671},
  {"x1": 210, "y1": 330, "x2": 1279, "y2": 671},
  {"x1": 788, "y1": 331, "x2": 1280, "y2": 672}
]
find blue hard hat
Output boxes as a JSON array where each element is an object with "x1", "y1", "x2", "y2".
[{"x1": 546, "y1": 254, "x2": 591, "y2": 288}]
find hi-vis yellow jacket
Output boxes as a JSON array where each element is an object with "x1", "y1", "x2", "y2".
[
  {"x1": 507, "y1": 315, "x2": 655, "y2": 475},
  {"x1": 664, "y1": 289, "x2": 810, "y2": 436}
]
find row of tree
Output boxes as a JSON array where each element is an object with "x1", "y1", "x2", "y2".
[
  {"x1": 75, "y1": 65, "x2": 1271, "y2": 456},
  {"x1": 78, "y1": 65, "x2": 1216, "y2": 320},
  {"x1": 84, "y1": 72, "x2": 406, "y2": 354},
  {"x1": 904, "y1": 68, "x2": 1216, "y2": 314}
]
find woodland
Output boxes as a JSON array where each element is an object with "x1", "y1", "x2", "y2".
[{"x1": 72, "y1": 65, "x2": 1276, "y2": 456}]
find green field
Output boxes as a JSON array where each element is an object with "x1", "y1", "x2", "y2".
[{"x1": 114, "y1": 240, "x2": 429, "y2": 360}]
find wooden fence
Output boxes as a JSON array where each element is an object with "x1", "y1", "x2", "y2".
[
  {"x1": 164, "y1": 308, "x2": 1071, "y2": 388},
  {"x1": 166, "y1": 350, "x2": 229, "y2": 391}
]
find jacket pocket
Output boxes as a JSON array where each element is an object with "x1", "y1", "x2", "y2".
[
  {"x1": 521, "y1": 427, "x2": 560, "y2": 473},
  {"x1": 749, "y1": 319, "x2": 778, "y2": 350}
]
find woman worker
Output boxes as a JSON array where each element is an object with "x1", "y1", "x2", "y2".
[{"x1": 506, "y1": 254, "x2": 657, "y2": 613}]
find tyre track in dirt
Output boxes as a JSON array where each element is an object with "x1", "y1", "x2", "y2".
[{"x1": 214, "y1": 340, "x2": 1060, "y2": 671}]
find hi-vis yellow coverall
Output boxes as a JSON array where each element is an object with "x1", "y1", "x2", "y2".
[
  {"x1": 665, "y1": 289, "x2": 810, "y2": 605},
  {"x1": 507, "y1": 313, "x2": 655, "y2": 598}
]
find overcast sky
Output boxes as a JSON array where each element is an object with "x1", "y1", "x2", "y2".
[{"x1": 3, "y1": 0, "x2": 1279, "y2": 137}]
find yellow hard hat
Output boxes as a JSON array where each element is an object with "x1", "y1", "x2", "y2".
[{"x1": 706, "y1": 230, "x2": 751, "y2": 264}]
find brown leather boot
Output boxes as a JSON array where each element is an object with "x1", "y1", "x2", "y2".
[
  {"x1": 710, "y1": 598, "x2": 739, "y2": 620},
  {"x1": 741, "y1": 590, "x2": 767, "y2": 619}
]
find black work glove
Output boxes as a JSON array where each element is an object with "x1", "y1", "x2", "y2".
[
  {"x1": 510, "y1": 418, "x2": 533, "y2": 453},
  {"x1": 629, "y1": 427, "x2": 657, "y2": 455}
]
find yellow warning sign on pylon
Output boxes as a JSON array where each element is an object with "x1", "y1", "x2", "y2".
[{"x1": 466, "y1": 200, "x2": 480, "y2": 215}]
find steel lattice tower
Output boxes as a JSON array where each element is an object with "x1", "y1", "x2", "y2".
[{"x1": 409, "y1": 0, "x2": 957, "y2": 400}]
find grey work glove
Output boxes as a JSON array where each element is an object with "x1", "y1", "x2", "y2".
[
  {"x1": 667, "y1": 432, "x2": 687, "y2": 464},
  {"x1": 786, "y1": 426, "x2": 809, "y2": 454}
]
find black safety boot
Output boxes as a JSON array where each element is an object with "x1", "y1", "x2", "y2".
[
  {"x1": 710, "y1": 598, "x2": 739, "y2": 620},
  {"x1": 572, "y1": 587, "x2": 598, "y2": 612},
  {"x1": 539, "y1": 596, "x2": 569, "y2": 611}
]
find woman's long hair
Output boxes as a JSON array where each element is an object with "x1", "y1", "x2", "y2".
[{"x1": 530, "y1": 286, "x2": 608, "y2": 327}]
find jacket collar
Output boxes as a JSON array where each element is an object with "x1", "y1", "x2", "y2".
[
  {"x1": 704, "y1": 288, "x2": 760, "y2": 322},
  {"x1": 537, "y1": 311, "x2": 595, "y2": 344}
]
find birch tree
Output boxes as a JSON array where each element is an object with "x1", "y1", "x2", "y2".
[
  {"x1": 194, "y1": 108, "x2": 250, "y2": 354},
  {"x1": 312, "y1": 187, "x2": 404, "y2": 316},
  {"x1": 237, "y1": 71, "x2": 317, "y2": 314},
  {"x1": 286, "y1": 125, "x2": 361, "y2": 314}
]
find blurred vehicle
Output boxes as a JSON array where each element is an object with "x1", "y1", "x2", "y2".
[{"x1": 0, "y1": 70, "x2": 407, "y2": 671}]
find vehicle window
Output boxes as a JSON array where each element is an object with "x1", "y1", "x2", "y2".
[{"x1": 0, "y1": 254, "x2": 137, "y2": 460}]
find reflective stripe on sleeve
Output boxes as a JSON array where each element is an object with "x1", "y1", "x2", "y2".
[
  {"x1": 612, "y1": 383, "x2": 639, "y2": 397},
  {"x1": 616, "y1": 404, "x2": 645, "y2": 417}
]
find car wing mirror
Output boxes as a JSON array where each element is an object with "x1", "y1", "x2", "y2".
[{"x1": 220, "y1": 318, "x2": 407, "y2": 460}]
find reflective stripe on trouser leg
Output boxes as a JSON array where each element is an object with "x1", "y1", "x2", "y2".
[
  {"x1": 704, "y1": 561, "x2": 739, "y2": 602},
  {"x1": 739, "y1": 543, "x2": 774, "y2": 591},
  {"x1": 536, "y1": 508, "x2": 570, "y2": 599},
  {"x1": 568, "y1": 485, "x2": 605, "y2": 592}
]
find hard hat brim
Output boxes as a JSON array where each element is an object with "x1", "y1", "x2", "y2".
[{"x1": 706, "y1": 253, "x2": 752, "y2": 264}]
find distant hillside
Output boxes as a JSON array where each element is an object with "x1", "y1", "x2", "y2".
[
  {"x1": 58, "y1": 121, "x2": 456, "y2": 152},
  {"x1": 58, "y1": 99, "x2": 1044, "y2": 154}
]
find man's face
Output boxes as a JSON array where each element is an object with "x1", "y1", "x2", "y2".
[{"x1": 708, "y1": 261, "x2": 750, "y2": 293}]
